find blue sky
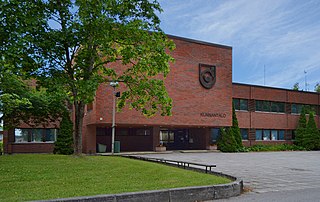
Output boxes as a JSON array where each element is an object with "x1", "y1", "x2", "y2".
[{"x1": 158, "y1": 0, "x2": 320, "y2": 91}]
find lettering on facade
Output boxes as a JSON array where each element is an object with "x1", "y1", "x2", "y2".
[
  {"x1": 200, "y1": 112, "x2": 226, "y2": 118},
  {"x1": 199, "y1": 63, "x2": 216, "y2": 89}
]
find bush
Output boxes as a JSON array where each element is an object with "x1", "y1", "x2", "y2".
[{"x1": 245, "y1": 144, "x2": 305, "y2": 152}]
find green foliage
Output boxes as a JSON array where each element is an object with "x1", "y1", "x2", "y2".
[
  {"x1": 292, "y1": 82, "x2": 300, "y2": 91},
  {"x1": 54, "y1": 113, "x2": 74, "y2": 155},
  {"x1": 231, "y1": 105, "x2": 242, "y2": 148},
  {"x1": 217, "y1": 128, "x2": 238, "y2": 152},
  {"x1": 245, "y1": 144, "x2": 305, "y2": 152},
  {"x1": 315, "y1": 83, "x2": 320, "y2": 93},
  {"x1": 1, "y1": 155, "x2": 231, "y2": 201},
  {"x1": 218, "y1": 106, "x2": 242, "y2": 152},
  {"x1": 0, "y1": 65, "x2": 67, "y2": 129},
  {"x1": 1, "y1": 0, "x2": 175, "y2": 154},
  {"x1": 303, "y1": 112, "x2": 320, "y2": 150},
  {"x1": 295, "y1": 107, "x2": 307, "y2": 147}
]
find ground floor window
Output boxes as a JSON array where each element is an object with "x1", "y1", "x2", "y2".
[
  {"x1": 15, "y1": 128, "x2": 57, "y2": 143},
  {"x1": 210, "y1": 128, "x2": 220, "y2": 144},
  {"x1": 255, "y1": 129, "x2": 285, "y2": 141},
  {"x1": 160, "y1": 130, "x2": 174, "y2": 144},
  {"x1": 240, "y1": 129, "x2": 248, "y2": 140}
]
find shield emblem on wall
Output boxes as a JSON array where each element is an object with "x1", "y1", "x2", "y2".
[{"x1": 199, "y1": 64, "x2": 216, "y2": 89}]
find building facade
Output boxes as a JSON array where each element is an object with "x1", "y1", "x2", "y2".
[{"x1": 3, "y1": 35, "x2": 320, "y2": 154}]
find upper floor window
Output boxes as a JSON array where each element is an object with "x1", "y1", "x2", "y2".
[
  {"x1": 233, "y1": 98, "x2": 248, "y2": 111},
  {"x1": 255, "y1": 100, "x2": 285, "y2": 113},
  {"x1": 291, "y1": 104, "x2": 316, "y2": 114}
]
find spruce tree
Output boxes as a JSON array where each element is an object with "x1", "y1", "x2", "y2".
[
  {"x1": 54, "y1": 112, "x2": 74, "y2": 155},
  {"x1": 304, "y1": 112, "x2": 320, "y2": 150},
  {"x1": 231, "y1": 105, "x2": 243, "y2": 149},
  {"x1": 294, "y1": 107, "x2": 307, "y2": 147},
  {"x1": 217, "y1": 128, "x2": 238, "y2": 152}
]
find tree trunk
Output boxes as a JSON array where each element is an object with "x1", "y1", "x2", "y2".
[{"x1": 74, "y1": 101, "x2": 85, "y2": 155}]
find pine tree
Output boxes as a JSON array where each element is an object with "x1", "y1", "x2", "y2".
[
  {"x1": 54, "y1": 112, "x2": 74, "y2": 155},
  {"x1": 294, "y1": 107, "x2": 307, "y2": 147},
  {"x1": 304, "y1": 112, "x2": 320, "y2": 150}
]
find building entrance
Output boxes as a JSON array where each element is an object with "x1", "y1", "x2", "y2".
[{"x1": 160, "y1": 129, "x2": 190, "y2": 150}]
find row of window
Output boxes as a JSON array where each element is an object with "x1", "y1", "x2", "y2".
[
  {"x1": 96, "y1": 127, "x2": 151, "y2": 136},
  {"x1": 255, "y1": 129, "x2": 285, "y2": 141},
  {"x1": 15, "y1": 128, "x2": 58, "y2": 143},
  {"x1": 233, "y1": 98, "x2": 318, "y2": 114}
]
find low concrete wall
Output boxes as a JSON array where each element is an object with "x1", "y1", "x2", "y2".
[
  {"x1": 36, "y1": 181, "x2": 242, "y2": 202},
  {"x1": 35, "y1": 157, "x2": 243, "y2": 202}
]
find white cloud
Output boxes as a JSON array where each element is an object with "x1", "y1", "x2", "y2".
[{"x1": 158, "y1": 0, "x2": 320, "y2": 91}]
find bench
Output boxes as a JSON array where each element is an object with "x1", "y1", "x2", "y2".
[{"x1": 127, "y1": 156, "x2": 216, "y2": 173}]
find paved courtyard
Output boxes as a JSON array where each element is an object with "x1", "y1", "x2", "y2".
[{"x1": 139, "y1": 151, "x2": 320, "y2": 193}]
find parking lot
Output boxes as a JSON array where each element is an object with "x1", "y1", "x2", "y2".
[{"x1": 139, "y1": 151, "x2": 320, "y2": 193}]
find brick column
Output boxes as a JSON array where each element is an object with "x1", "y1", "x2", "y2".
[{"x1": 152, "y1": 126, "x2": 160, "y2": 151}]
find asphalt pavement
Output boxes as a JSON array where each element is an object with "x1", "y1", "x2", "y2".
[{"x1": 139, "y1": 151, "x2": 320, "y2": 201}]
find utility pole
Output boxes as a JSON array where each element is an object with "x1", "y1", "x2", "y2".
[{"x1": 304, "y1": 70, "x2": 307, "y2": 91}]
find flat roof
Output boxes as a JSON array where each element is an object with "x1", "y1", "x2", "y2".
[
  {"x1": 167, "y1": 34, "x2": 232, "y2": 50},
  {"x1": 233, "y1": 82, "x2": 320, "y2": 95}
]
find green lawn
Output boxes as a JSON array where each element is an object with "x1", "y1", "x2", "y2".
[{"x1": 0, "y1": 154, "x2": 231, "y2": 201}]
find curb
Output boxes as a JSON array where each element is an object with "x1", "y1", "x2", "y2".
[{"x1": 35, "y1": 157, "x2": 243, "y2": 202}]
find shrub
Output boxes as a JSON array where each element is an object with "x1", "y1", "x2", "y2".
[
  {"x1": 246, "y1": 144, "x2": 305, "y2": 152},
  {"x1": 304, "y1": 112, "x2": 320, "y2": 150},
  {"x1": 295, "y1": 107, "x2": 307, "y2": 147}
]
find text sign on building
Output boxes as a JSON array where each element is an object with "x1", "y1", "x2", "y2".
[
  {"x1": 199, "y1": 63, "x2": 216, "y2": 89},
  {"x1": 200, "y1": 112, "x2": 226, "y2": 118}
]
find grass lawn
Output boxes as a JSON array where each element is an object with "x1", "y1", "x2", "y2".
[{"x1": 0, "y1": 154, "x2": 231, "y2": 201}]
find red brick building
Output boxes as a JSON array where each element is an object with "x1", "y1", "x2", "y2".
[{"x1": 3, "y1": 35, "x2": 320, "y2": 153}]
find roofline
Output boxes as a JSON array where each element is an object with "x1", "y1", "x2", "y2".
[
  {"x1": 166, "y1": 34, "x2": 232, "y2": 50},
  {"x1": 233, "y1": 82, "x2": 320, "y2": 95}
]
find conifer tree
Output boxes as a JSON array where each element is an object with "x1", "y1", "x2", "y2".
[
  {"x1": 217, "y1": 128, "x2": 238, "y2": 152},
  {"x1": 304, "y1": 112, "x2": 320, "y2": 150},
  {"x1": 231, "y1": 105, "x2": 243, "y2": 149},
  {"x1": 54, "y1": 113, "x2": 74, "y2": 155},
  {"x1": 294, "y1": 107, "x2": 307, "y2": 147}
]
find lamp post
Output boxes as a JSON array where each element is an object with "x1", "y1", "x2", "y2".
[{"x1": 110, "y1": 81, "x2": 118, "y2": 155}]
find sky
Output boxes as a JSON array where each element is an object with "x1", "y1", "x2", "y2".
[{"x1": 157, "y1": 0, "x2": 320, "y2": 91}]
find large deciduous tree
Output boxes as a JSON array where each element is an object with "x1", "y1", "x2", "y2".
[{"x1": 1, "y1": 0, "x2": 174, "y2": 154}]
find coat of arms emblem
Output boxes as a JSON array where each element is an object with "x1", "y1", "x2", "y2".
[{"x1": 199, "y1": 64, "x2": 216, "y2": 89}]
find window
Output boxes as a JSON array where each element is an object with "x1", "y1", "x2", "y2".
[
  {"x1": 255, "y1": 130, "x2": 262, "y2": 140},
  {"x1": 15, "y1": 128, "x2": 57, "y2": 143},
  {"x1": 255, "y1": 129, "x2": 285, "y2": 141},
  {"x1": 263, "y1": 130, "x2": 270, "y2": 140},
  {"x1": 160, "y1": 130, "x2": 174, "y2": 144},
  {"x1": 291, "y1": 104, "x2": 317, "y2": 114},
  {"x1": 240, "y1": 129, "x2": 248, "y2": 140},
  {"x1": 136, "y1": 129, "x2": 151, "y2": 136},
  {"x1": 87, "y1": 102, "x2": 93, "y2": 111},
  {"x1": 233, "y1": 98, "x2": 248, "y2": 111},
  {"x1": 256, "y1": 100, "x2": 285, "y2": 113},
  {"x1": 211, "y1": 128, "x2": 220, "y2": 144}
]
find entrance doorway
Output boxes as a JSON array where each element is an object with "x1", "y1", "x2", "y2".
[{"x1": 160, "y1": 129, "x2": 189, "y2": 150}]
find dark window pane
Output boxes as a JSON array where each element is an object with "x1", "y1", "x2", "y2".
[
  {"x1": 262, "y1": 101, "x2": 271, "y2": 112},
  {"x1": 136, "y1": 129, "x2": 151, "y2": 136},
  {"x1": 233, "y1": 99, "x2": 240, "y2": 110},
  {"x1": 279, "y1": 130, "x2": 285, "y2": 140},
  {"x1": 291, "y1": 104, "x2": 297, "y2": 114},
  {"x1": 256, "y1": 101, "x2": 263, "y2": 111},
  {"x1": 240, "y1": 129, "x2": 248, "y2": 140},
  {"x1": 45, "y1": 129, "x2": 57, "y2": 142},
  {"x1": 240, "y1": 99, "x2": 248, "y2": 111},
  {"x1": 211, "y1": 128, "x2": 220, "y2": 143},
  {"x1": 32, "y1": 129, "x2": 42, "y2": 142},
  {"x1": 255, "y1": 130, "x2": 262, "y2": 140}
]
